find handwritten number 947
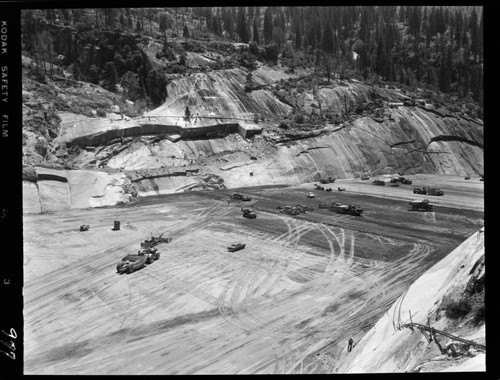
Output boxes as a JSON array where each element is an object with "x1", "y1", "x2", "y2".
[{"x1": 1, "y1": 328, "x2": 16, "y2": 360}]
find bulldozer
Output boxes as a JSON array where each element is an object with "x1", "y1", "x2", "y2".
[{"x1": 409, "y1": 199, "x2": 434, "y2": 211}]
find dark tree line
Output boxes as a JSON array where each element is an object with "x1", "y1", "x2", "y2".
[
  {"x1": 22, "y1": 6, "x2": 483, "y2": 106},
  {"x1": 201, "y1": 6, "x2": 483, "y2": 103}
]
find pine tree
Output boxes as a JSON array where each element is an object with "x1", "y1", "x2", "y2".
[
  {"x1": 263, "y1": 8, "x2": 273, "y2": 42},
  {"x1": 295, "y1": 25, "x2": 301, "y2": 50},
  {"x1": 322, "y1": 20, "x2": 334, "y2": 54},
  {"x1": 104, "y1": 61, "x2": 117, "y2": 92},
  {"x1": 238, "y1": 7, "x2": 250, "y2": 43},
  {"x1": 253, "y1": 17, "x2": 260, "y2": 44}
]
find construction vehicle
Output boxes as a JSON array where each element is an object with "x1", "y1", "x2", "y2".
[
  {"x1": 295, "y1": 204, "x2": 314, "y2": 213},
  {"x1": 306, "y1": 192, "x2": 316, "y2": 198},
  {"x1": 116, "y1": 247, "x2": 160, "y2": 274},
  {"x1": 241, "y1": 206, "x2": 257, "y2": 219},
  {"x1": 116, "y1": 254, "x2": 148, "y2": 274},
  {"x1": 372, "y1": 179, "x2": 385, "y2": 186},
  {"x1": 281, "y1": 206, "x2": 300, "y2": 215},
  {"x1": 426, "y1": 187, "x2": 444, "y2": 196},
  {"x1": 361, "y1": 175, "x2": 370, "y2": 180},
  {"x1": 228, "y1": 243, "x2": 246, "y2": 252},
  {"x1": 409, "y1": 199, "x2": 434, "y2": 211},
  {"x1": 231, "y1": 193, "x2": 252, "y2": 201},
  {"x1": 79, "y1": 224, "x2": 90, "y2": 232},
  {"x1": 320, "y1": 177, "x2": 336, "y2": 184},
  {"x1": 140, "y1": 233, "x2": 172, "y2": 248},
  {"x1": 329, "y1": 203, "x2": 363, "y2": 216},
  {"x1": 413, "y1": 186, "x2": 444, "y2": 196},
  {"x1": 390, "y1": 176, "x2": 412, "y2": 185},
  {"x1": 413, "y1": 186, "x2": 427, "y2": 194},
  {"x1": 319, "y1": 202, "x2": 333, "y2": 209}
]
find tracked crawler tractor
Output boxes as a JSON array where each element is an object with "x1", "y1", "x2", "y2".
[
  {"x1": 409, "y1": 199, "x2": 434, "y2": 211},
  {"x1": 140, "y1": 233, "x2": 172, "y2": 248}
]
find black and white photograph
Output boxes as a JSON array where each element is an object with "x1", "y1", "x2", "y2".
[{"x1": 2, "y1": 4, "x2": 489, "y2": 375}]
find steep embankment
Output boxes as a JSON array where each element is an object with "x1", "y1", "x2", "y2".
[{"x1": 333, "y1": 228, "x2": 485, "y2": 373}]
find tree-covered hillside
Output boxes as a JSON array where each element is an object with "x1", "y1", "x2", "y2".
[{"x1": 21, "y1": 6, "x2": 483, "y2": 113}]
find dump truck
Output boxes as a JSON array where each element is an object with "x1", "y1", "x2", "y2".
[
  {"x1": 241, "y1": 206, "x2": 257, "y2": 219},
  {"x1": 409, "y1": 199, "x2": 434, "y2": 211},
  {"x1": 372, "y1": 180, "x2": 385, "y2": 186},
  {"x1": 329, "y1": 203, "x2": 363, "y2": 216}
]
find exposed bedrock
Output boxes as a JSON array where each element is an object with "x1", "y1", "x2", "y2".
[{"x1": 22, "y1": 167, "x2": 137, "y2": 214}]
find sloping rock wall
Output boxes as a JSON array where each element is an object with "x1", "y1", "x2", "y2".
[
  {"x1": 22, "y1": 168, "x2": 136, "y2": 214},
  {"x1": 23, "y1": 181, "x2": 42, "y2": 214},
  {"x1": 335, "y1": 228, "x2": 485, "y2": 373}
]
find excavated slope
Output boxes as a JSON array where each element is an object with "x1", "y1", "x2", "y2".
[
  {"x1": 334, "y1": 228, "x2": 485, "y2": 373},
  {"x1": 23, "y1": 69, "x2": 483, "y2": 212}
]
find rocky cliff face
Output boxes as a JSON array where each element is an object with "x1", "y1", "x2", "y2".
[{"x1": 22, "y1": 56, "x2": 484, "y2": 213}]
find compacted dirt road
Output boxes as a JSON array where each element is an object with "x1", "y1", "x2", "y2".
[{"x1": 23, "y1": 175, "x2": 483, "y2": 374}]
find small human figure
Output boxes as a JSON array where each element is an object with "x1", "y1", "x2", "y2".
[{"x1": 347, "y1": 338, "x2": 354, "y2": 352}]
